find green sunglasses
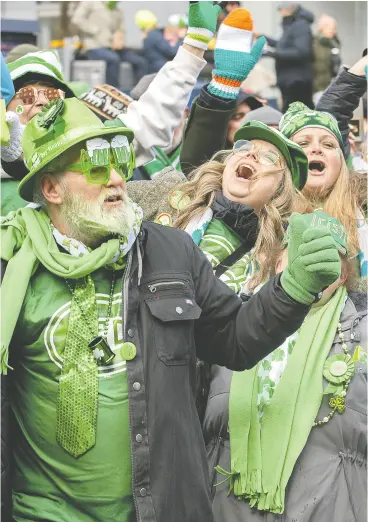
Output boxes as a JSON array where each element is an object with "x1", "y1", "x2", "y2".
[{"x1": 65, "y1": 136, "x2": 135, "y2": 184}]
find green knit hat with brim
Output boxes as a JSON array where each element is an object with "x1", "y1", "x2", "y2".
[
  {"x1": 279, "y1": 102, "x2": 344, "y2": 150},
  {"x1": 19, "y1": 98, "x2": 134, "y2": 201},
  {"x1": 7, "y1": 50, "x2": 75, "y2": 98},
  {"x1": 283, "y1": 210, "x2": 348, "y2": 256},
  {"x1": 234, "y1": 120, "x2": 308, "y2": 190}
]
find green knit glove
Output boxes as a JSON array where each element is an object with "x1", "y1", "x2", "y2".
[
  {"x1": 184, "y1": 1, "x2": 222, "y2": 50},
  {"x1": 281, "y1": 213, "x2": 341, "y2": 305},
  {"x1": 208, "y1": 9, "x2": 266, "y2": 100}
]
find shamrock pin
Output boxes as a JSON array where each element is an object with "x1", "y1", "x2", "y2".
[
  {"x1": 328, "y1": 395, "x2": 345, "y2": 414},
  {"x1": 37, "y1": 99, "x2": 64, "y2": 129}
]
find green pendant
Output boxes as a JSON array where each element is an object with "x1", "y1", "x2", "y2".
[{"x1": 89, "y1": 336, "x2": 115, "y2": 366}]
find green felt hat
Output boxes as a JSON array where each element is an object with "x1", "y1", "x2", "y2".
[
  {"x1": 234, "y1": 120, "x2": 308, "y2": 190},
  {"x1": 283, "y1": 211, "x2": 348, "y2": 256},
  {"x1": 19, "y1": 98, "x2": 134, "y2": 201},
  {"x1": 279, "y1": 102, "x2": 344, "y2": 150}
]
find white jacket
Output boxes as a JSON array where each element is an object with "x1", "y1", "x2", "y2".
[{"x1": 118, "y1": 46, "x2": 205, "y2": 167}]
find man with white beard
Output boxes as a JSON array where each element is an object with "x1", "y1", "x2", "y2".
[{"x1": 1, "y1": 98, "x2": 341, "y2": 522}]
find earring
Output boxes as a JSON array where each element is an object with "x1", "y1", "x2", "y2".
[{"x1": 16, "y1": 105, "x2": 24, "y2": 115}]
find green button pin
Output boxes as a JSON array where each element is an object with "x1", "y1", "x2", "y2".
[
  {"x1": 330, "y1": 360, "x2": 347, "y2": 377},
  {"x1": 121, "y1": 342, "x2": 137, "y2": 361}
]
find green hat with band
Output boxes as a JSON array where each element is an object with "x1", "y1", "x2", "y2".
[
  {"x1": 279, "y1": 102, "x2": 344, "y2": 150},
  {"x1": 234, "y1": 120, "x2": 308, "y2": 190},
  {"x1": 7, "y1": 50, "x2": 75, "y2": 98},
  {"x1": 19, "y1": 98, "x2": 135, "y2": 201},
  {"x1": 283, "y1": 210, "x2": 348, "y2": 256}
]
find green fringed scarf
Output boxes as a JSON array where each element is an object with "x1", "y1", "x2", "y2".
[
  {"x1": 0, "y1": 205, "x2": 142, "y2": 374},
  {"x1": 226, "y1": 285, "x2": 347, "y2": 514}
]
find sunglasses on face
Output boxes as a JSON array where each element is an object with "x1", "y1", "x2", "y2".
[
  {"x1": 64, "y1": 137, "x2": 135, "y2": 184},
  {"x1": 233, "y1": 140, "x2": 281, "y2": 167},
  {"x1": 15, "y1": 86, "x2": 65, "y2": 105}
]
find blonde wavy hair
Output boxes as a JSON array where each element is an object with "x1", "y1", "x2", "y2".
[
  {"x1": 302, "y1": 160, "x2": 365, "y2": 258},
  {"x1": 174, "y1": 149, "x2": 311, "y2": 289}
]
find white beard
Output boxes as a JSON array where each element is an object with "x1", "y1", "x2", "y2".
[{"x1": 59, "y1": 187, "x2": 136, "y2": 246}]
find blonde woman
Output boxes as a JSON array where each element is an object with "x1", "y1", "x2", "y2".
[
  {"x1": 175, "y1": 120, "x2": 310, "y2": 292},
  {"x1": 279, "y1": 101, "x2": 367, "y2": 276}
]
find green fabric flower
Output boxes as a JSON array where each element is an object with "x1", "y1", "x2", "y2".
[{"x1": 323, "y1": 354, "x2": 355, "y2": 385}]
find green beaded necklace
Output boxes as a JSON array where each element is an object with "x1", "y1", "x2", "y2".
[{"x1": 313, "y1": 321, "x2": 356, "y2": 427}]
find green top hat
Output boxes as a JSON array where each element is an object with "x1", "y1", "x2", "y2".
[
  {"x1": 19, "y1": 98, "x2": 134, "y2": 201},
  {"x1": 283, "y1": 210, "x2": 348, "y2": 256},
  {"x1": 234, "y1": 120, "x2": 308, "y2": 190}
]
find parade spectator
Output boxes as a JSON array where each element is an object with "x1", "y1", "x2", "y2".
[
  {"x1": 175, "y1": 121, "x2": 310, "y2": 292},
  {"x1": 204, "y1": 211, "x2": 366, "y2": 522},
  {"x1": 72, "y1": 1, "x2": 148, "y2": 88},
  {"x1": 226, "y1": 92, "x2": 264, "y2": 147},
  {"x1": 280, "y1": 101, "x2": 367, "y2": 276},
  {"x1": 135, "y1": 9, "x2": 182, "y2": 74},
  {"x1": 1, "y1": 51, "x2": 75, "y2": 213},
  {"x1": 1, "y1": 95, "x2": 340, "y2": 522},
  {"x1": 262, "y1": 3, "x2": 314, "y2": 112},
  {"x1": 1, "y1": 2, "x2": 221, "y2": 221},
  {"x1": 313, "y1": 14, "x2": 341, "y2": 103}
]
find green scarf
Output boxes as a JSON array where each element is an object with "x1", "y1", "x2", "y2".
[
  {"x1": 227, "y1": 285, "x2": 347, "y2": 513},
  {"x1": 1, "y1": 206, "x2": 142, "y2": 374}
]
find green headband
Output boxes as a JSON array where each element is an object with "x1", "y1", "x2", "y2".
[
  {"x1": 283, "y1": 211, "x2": 348, "y2": 256},
  {"x1": 279, "y1": 102, "x2": 344, "y2": 150}
]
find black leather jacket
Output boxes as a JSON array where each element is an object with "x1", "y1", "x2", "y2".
[{"x1": 1, "y1": 222, "x2": 309, "y2": 521}]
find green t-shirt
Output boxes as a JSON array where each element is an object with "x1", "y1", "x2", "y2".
[
  {"x1": 10, "y1": 266, "x2": 135, "y2": 522},
  {"x1": 1, "y1": 178, "x2": 27, "y2": 216}
]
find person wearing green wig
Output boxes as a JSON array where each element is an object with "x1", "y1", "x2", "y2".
[
  {"x1": 203, "y1": 211, "x2": 367, "y2": 522},
  {"x1": 1, "y1": 96, "x2": 341, "y2": 521}
]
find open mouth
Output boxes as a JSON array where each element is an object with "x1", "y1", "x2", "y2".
[
  {"x1": 236, "y1": 164, "x2": 255, "y2": 181},
  {"x1": 104, "y1": 193, "x2": 123, "y2": 204},
  {"x1": 308, "y1": 160, "x2": 326, "y2": 174}
]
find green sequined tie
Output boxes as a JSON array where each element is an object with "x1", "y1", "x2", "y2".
[{"x1": 56, "y1": 275, "x2": 99, "y2": 458}]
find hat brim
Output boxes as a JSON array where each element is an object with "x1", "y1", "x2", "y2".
[
  {"x1": 19, "y1": 125, "x2": 134, "y2": 201},
  {"x1": 234, "y1": 123, "x2": 307, "y2": 190}
]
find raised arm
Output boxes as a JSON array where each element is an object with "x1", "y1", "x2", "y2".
[
  {"x1": 316, "y1": 55, "x2": 368, "y2": 158},
  {"x1": 119, "y1": 2, "x2": 221, "y2": 167},
  {"x1": 180, "y1": 9, "x2": 266, "y2": 176}
]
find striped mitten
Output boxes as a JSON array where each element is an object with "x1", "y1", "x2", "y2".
[
  {"x1": 184, "y1": 1, "x2": 222, "y2": 51},
  {"x1": 208, "y1": 9, "x2": 266, "y2": 100}
]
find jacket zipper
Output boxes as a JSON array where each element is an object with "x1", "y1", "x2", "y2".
[
  {"x1": 122, "y1": 250, "x2": 141, "y2": 521},
  {"x1": 148, "y1": 280, "x2": 185, "y2": 293}
]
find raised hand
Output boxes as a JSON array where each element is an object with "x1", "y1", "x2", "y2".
[
  {"x1": 184, "y1": 1, "x2": 223, "y2": 51},
  {"x1": 281, "y1": 213, "x2": 341, "y2": 305},
  {"x1": 207, "y1": 8, "x2": 266, "y2": 99}
]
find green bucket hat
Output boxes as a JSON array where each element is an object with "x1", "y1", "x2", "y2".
[
  {"x1": 279, "y1": 102, "x2": 344, "y2": 150},
  {"x1": 234, "y1": 120, "x2": 308, "y2": 190},
  {"x1": 19, "y1": 98, "x2": 134, "y2": 201},
  {"x1": 283, "y1": 210, "x2": 348, "y2": 256},
  {"x1": 7, "y1": 50, "x2": 75, "y2": 98}
]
